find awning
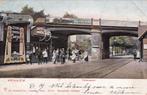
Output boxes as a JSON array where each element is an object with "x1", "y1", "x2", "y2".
[
  {"x1": 138, "y1": 31, "x2": 147, "y2": 40},
  {"x1": 138, "y1": 25, "x2": 147, "y2": 40}
]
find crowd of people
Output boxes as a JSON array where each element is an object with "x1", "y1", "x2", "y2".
[{"x1": 26, "y1": 47, "x2": 89, "y2": 64}]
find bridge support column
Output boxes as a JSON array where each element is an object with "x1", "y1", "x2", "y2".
[
  {"x1": 102, "y1": 35, "x2": 110, "y2": 59},
  {"x1": 91, "y1": 29, "x2": 102, "y2": 61}
]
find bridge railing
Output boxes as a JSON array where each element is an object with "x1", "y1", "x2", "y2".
[
  {"x1": 140, "y1": 21, "x2": 147, "y2": 26},
  {"x1": 101, "y1": 19, "x2": 140, "y2": 27},
  {"x1": 46, "y1": 17, "x2": 147, "y2": 27},
  {"x1": 46, "y1": 17, "x2": 100, "y2": 25}
]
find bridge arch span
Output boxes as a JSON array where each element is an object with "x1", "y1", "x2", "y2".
[
  {"x1": 101, "y1": 30, "x2": 138, "y2": 59},
  {"x1": 49, "y1": 28, "x2": 91, "y2": 36},
  {"x1": 48, "y1": 27, "x2": 92, "y2": 50},
  {"x1": 102, "y1": 30, "x2": 138, "y2": 37}
]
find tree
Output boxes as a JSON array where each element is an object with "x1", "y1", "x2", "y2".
[
  {"x1": 21, "y1": 5, "x2": 34, "y2": 16},
  {"x1": 33, "y1": 10, "x2": 45, "y2": 21},
  {"x1": 63, "y1": 12, "x2": 78, "y2": 18},
  {"x1": 21, "y1": 5, "x2": 45, "y2": 21},
  {"x1": 52, "y1": 12, "x2": 78, "y2": 23},
  {"x1": 53, "y1": 18, "x2": 61, "y2": 23},
  {"x1": 110, "y1": 36, "x2": 137, "y2": 55}
]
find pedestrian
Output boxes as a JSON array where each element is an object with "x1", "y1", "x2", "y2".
[
  {"x1": 42, "y1": 49, "x2": 48, "y2": 64},
  {"x1": 59, "y1": 49, "x2": 62, "y2": 62},
  {"x1": 71, "y1": 49, "x2": 76, "y2": 63},
  {"x1": 38, "y1": 49, "x2": 43, "y2": 64},
  {"x1": 26, "y1": 53, "x2": 30, "y2": 64},
  {"x1": 83, "y1": 50, "x2": 89, "y2": 62},
  {"x1": 67, "y1": 48, "x2": 72, "y2": 60},
  {"x1": 29, "y1": 53, "x2": 33, "y2": 65},
  {"x1": 78, "y1": 49, "x2": 82, "y2": 60},
  {"x1": 133, "y1": 50, "x2": 137, "y2": 60},
  {"x1": 61, "y1": 48, "x2": 66, "y2": 64},
  {"x1": 52, "y1": 49, "x2": 58, "y2": 64},
  {"x1": 56, "y1": 49, "x2": 60, "y2": 62}
]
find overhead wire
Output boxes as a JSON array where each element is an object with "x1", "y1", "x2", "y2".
[{"x1": 130, "y1": 0, "x2": 147, "y2": 19}]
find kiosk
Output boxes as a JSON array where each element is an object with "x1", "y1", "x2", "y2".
[{"x1": 0, "y1": 12, "x2": 32, "y2": 64}]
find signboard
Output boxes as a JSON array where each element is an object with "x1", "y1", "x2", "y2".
[
  {"x1": 32, "y1": 27, "x2": 51, "y2": 36},
  {"x1": 31, "y1": 27, "x2": 51, "y2": 41},
  {"x1": 4, "y1": 26, "x2": 26, "y2": 64},
  {"x1": 144, "y1": 44, "x2": 147, "y2": 49},
  {"x1": 0, "y1": 23, "x2": 4, "y2": 41}
]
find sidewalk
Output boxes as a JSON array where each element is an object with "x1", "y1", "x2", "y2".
[
  {"x1": 140, "y1": 61, "x2": 147, "y2": 79},
  {"x1": 0, "y1": 56, "x2": 95, "y2": 72},
  {"x1": 105, "y1": 60, "x2": 147, "y2": 79},
  {"x1": 0, "y1": 61, "x2": 80, "y2": 72}
]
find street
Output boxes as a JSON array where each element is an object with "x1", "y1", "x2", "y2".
[{"x1": 0, "y1": 58, "x2": 146, "y2": 78}]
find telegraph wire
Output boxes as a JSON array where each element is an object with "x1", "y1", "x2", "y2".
[{"x1": 130, "y1": 0, "x2": 147, "y2": 19}]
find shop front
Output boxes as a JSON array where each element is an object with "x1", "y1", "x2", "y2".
[
  {"x1": 0, "y1": 23, "x2": 30, "y2": 64},
  {"x1": 0, "y1": 12, "x2": 32, "y2": 64},
  {"x1": 30, "y1": 26, "x2": 52, "y2": 63}
]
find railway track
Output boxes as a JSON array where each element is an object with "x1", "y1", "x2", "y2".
[{"x1": 74, "y1": 59, "x2": 132, "y2": 78}]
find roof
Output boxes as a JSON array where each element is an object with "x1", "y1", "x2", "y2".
[
  {"x1": 138, "y1": 25, "x2": 147, "y2": 40},
  {"x1": 0, "y1": 12, "x2": 33, "y2": 25},
  {"x1": 138, "y1": 31, "x2": 147, "y2": 40}
]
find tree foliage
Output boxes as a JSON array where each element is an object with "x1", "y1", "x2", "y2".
[
  {"x1": 63, "y1": 12, "x2": 78, "y2": 18},
  {"x1": 110, "y1": 36, "x2": 137, "y2": 49},
  {"x1": 33, "y1": 10, "x2": 45, "y2": 21},
  {"x1": 53, "y1": 12, "x2": 78, "y2": 23},
  {"x1": 21, "y1": 5, "x2": 34, "y2": 16},
  {"x1": 21, "y1": 5, "x2": 45, "y2": 21}
]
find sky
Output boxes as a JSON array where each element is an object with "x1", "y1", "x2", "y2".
[{"x1": 0, "y1": 0, "x2": 147, "y2": 21}]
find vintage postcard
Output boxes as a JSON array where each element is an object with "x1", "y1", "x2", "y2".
[{"x1": 0, "y1": 0, "x2": 147, "y2": 95}]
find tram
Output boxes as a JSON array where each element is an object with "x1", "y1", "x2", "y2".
[{"x1": 0, "y1": 12, "x2": 32, "y2": 64}]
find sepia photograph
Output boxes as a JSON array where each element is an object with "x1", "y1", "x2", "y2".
[{"x1": 0, "y1": 0, "x2": 147, "y2": 79}]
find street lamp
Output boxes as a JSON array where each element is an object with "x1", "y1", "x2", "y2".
[{"x1": 114, "y1": 39, "x2": 117, "y2": 56}]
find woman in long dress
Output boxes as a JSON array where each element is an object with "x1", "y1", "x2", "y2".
[
  {"x1": 71, "y1": 49, "x2": 76, "y2": 63},
  {"x1": 83, "y1": 50, "x2": 88, "y2": 62},
  {"x1": 52, "y1": 49, "x2": 57, "y2": 64}
]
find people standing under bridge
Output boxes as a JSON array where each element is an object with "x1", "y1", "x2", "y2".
[
  {"x1": 38, "y1": 49, "x2": 43, "y2": 64},
  {"x1": 29, "y1": 53, "x2": 33, "y2": 65},
  {"x1": 83, "y1": 50, "x2": 89, "y2": 62},
  {"x1": 60, "y1": 48, "x2": 66, "y2": 64},
  {"x1": 81, "y1": 50, "x2": 89, "y2": 63},
  {"x1": 67, "y1": 48, "x2": 72, "y2": 60},
  {"x1": 56, "y1": 49, "x2": 60, "y2": 62},
  {"x1": 77, "y1": 49, "x2": 82, "y2": 61},
  {"x1": 52, "y1": 49, "x2": 58, "y2": 64},
  {"x1": 42, "y1": 49, "x2": 48, "y2": 64},
  {"x1": 26, "y1": 53, "x2": 31, "y2": 64},
  {"x1": 133, "y1": 49, "x2": 137, "y2": 60},
  {"x1": 71, "y1": 49, "x2": 77, "y2": 63}
]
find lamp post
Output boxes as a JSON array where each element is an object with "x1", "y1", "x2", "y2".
[{"x1": 114, "y1": 39, "x2": 117, "y2": 56}]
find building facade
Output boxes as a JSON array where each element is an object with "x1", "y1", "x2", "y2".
[{"x1": 0, "y1": 12, "x2": 33, "y2": 64}]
